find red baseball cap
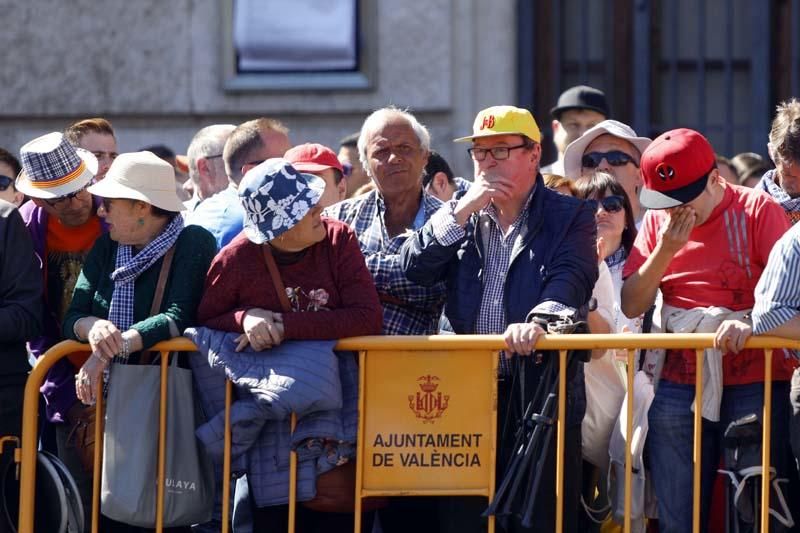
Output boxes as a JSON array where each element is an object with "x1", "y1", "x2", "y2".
[
  {"x1": 639, "y1": 128, "x2": 717, "y2": 209},
  {"x1": 284, "y1": 143, "x2": 343, "y2": 173}
]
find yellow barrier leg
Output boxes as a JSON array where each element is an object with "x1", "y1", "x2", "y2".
[
  {"x1": 92, "y1": 381, "x2": 105, "y2": 533},
  {"x1": 487, "y1": 351, "x2": 499, "y2": 533},
  {"x1": 555, "y1": 350, "x2": 567, "y2": 533},
  {"x1": 624, "y1": 349, "x2": 634, "y2": 533},
  {"x1": 222, "y1": 380, "x2": 232, "y2": 533},
  {"x1": 693, "y1": 349, "x2": 703, "y2": 533},
  {"x1": 289, "y1": 412, "x2": 297, "y2": 533},
  {"x1": 354, "y1": 351, "x2": 367, "y2": 533},
  {"x1": 761, "y1": 349, "x2": 773, "y2": 532}
]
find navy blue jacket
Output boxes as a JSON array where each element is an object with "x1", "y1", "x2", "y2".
[
  {"x1": 400, "y1": 175, "x2": 598, "y2": 425},
  {"x1": 400, "y1": 175, "x2": 598, "y2": 330}
]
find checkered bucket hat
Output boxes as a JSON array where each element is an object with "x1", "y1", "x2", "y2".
[
  {"x1": 15, "y1": 132, "x2": 97, "y2": 199},
  {"x1": 238, "y1": 158, "x2": 325, "y2": 244}
]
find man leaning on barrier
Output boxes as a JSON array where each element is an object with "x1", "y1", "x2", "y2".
[
  {"x1": 751, "y1": 215, "x2": 800, "y2": 517},
  {"x1": 401, "y1": 105, "x2": 598, "y2": 533},
  {"x1": 620, "y1": 128, "x2": 793, "y2": 532}
]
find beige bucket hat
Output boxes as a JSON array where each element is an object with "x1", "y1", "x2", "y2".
[{"x1": 88, "y1": 151, "x2": 185, "y2": 212}]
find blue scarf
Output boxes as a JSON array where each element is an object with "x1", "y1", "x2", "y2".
[{"x1": 108, "y1": 215, "x2": 184, "y2": 332}]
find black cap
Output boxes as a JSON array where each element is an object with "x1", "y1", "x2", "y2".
[{"x1": 550, "y1": 85, "x2": 609, "y2": 120}]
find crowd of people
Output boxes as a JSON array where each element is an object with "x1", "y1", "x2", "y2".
[{"x1": 1, "y1": 85, "x2": 800, "y2": 533}]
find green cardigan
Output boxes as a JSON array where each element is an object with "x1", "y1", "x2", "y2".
[{"x1": 63, "y1": 224, "x2": 217, "y2": 350}]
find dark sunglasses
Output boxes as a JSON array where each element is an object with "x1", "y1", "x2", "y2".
[
  {"x1": 342, "y1": 162, "x2": 353, "y2": 177},
  {"x1": 581, "y1": 150, "x2": 638, "y2": 169},
  {"x1": 44, "y1": 186, "x2": 89, "y2": 207},
  {"x1": 0, "y1": 175, "x2": 13, "y2": 192},
  {"x1": 586, "y1": 195, "x2": 625, "y2": 214}
]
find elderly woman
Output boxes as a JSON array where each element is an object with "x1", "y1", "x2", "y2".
[
  {"x1": 197, "y1": 158, "x2": 383, "y2": 532},
  {"x1": 64, "y1": 151, "x2": 216, "y2": 532}
]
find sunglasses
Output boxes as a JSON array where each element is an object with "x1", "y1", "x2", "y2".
[
  {"x1": 0, "y1": 175, "x2": 13, "y2": 192},
  {"x1": 581, "y1": 151, "x2": 638, "y2": 169},
  {"x1": 44, "y1": 185, "x2": 89, "y2": 207},
  {"x1": 341, "y1": 162, "x2": 353, "y2": 177},
  {"x1": 586, "y1": 195, "x2": 625, "y2": 214}
]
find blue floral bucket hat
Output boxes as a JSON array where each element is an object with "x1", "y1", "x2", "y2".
[{"x1": 238, "y1": 158, "x2": 325, "y2": 244}]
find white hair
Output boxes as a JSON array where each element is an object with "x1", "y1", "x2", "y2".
[
  {"x1": 357, "y1": 107, "x2": 431, "y2": 179},
  {"x1": 186, "y1": 124, "x2": 236, "y2": 184}
]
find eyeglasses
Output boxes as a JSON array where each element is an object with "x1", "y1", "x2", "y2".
[
  {"x1": 44, "y1": 185, "x2": 89, "y2": 207},
  {"x1": 0, "y1": 175, "x2": 13, "y2": 192},
  {"x1": 581, "y1": 151, "x2": 638, "y2": 169},
  {"x1": 205, "y1": 154, "x2": 223, "y2": 160},
  {"x1": 341, "y1": 162, "x2": 353, "y2": 177},
  {"x1": 468, "y1": 143, "x2": 529, "y2": 162},
  {"x1": 586, "y1": 195, "x2": 625, "y2": 214}
]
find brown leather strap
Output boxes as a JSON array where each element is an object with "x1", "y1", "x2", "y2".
[
  {"x1": 140, "y1": 246, "x2": 176, "y2": 365},
  {"x1": 150, "y1": 246, "x2": 176, "y2": 316},
  {"x1": 262, "y1": 244, "x2": 291, "y2": 313}
]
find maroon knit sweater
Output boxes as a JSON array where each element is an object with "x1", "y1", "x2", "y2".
[{"x1": 198, "y1": 218, "x2": 383, "y2": 340}]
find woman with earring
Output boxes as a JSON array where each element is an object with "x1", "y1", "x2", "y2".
[
  {"x1": 196, "y1": 158, "x2": 383, "y2": 532},
  {"x1": 64, "y1": 151, "x2": 216, "y2": 532}
]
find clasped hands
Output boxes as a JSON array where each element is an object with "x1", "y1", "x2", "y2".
[{"x1": 236, "y1": 308, "x2": 285, "y2": 352}]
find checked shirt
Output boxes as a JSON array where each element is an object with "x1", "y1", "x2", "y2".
[{"x1": 324, "y1": 190, "x2": 447, "y2": 335}]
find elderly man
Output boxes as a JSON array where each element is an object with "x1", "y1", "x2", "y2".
[
  {"x1": 541, "y1": 85, "x2": 609, "y2": 176},
  {"x1": 401, "y1": 105, "x2": 597, "y2": 532},
  {"x1": 64, "y1": 117, "x2": 119, "y2": 182},
  {"x1": 757, "y1": 98, "x2": 800, "y2": 224},
  {"x1": 563, "y1": 119, "x2": 652, "y2": 225},
  {"x1": 621, "y1": 129, "x2": 792, "y2": 532},
  {"x1": 187, "y1": 118, "x2": 291, "y2": 249},
  {"x1": 184, "y1": 124, "x2": 236, "y2": 212},
  {"x1": 325, "y1": 106, "x2": 447, "y2": 336}
]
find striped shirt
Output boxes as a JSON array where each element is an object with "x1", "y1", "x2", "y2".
[
  {"x1": 324, "y1": 190, "x2": 447, "y2": 335},
  {"x1": 753, "y1": 221, "x2": 800, "y2": 336}
]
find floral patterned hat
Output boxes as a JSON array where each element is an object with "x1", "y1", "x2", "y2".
[{"x1": 238, "y1": 158, "x2": 325, "y2": 244}]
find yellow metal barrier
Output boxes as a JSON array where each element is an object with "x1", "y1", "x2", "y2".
[{"x1": 15, "y1": 334, "x2": 800, "y2": 533}]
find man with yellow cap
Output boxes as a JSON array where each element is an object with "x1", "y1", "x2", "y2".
[{"x1": 401, "y1": 105, "x2": 598, "y2": 532}]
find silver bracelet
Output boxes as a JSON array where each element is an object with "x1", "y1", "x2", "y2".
[
  {"x1": 73, "y1": 319, "x2": 88, "y2": 342},
  {"x1": 118, "y1": 337, "x2": 131, "y2": 360}
]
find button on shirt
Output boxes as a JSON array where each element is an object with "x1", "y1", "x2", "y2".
[{"x1": 324, "y1": 190, "x2": 447, "y2": 335}]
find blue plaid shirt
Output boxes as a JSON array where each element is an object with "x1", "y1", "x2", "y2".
[{"x1": 324, "y1": 190, "x2": 447, "y2": 335}]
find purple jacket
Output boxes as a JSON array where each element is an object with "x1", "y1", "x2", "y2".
[{"x1": 20, "y1": 198, "x2": 107, "y2": 422}]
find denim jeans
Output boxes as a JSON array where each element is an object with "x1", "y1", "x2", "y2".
[{"x1": 647, "y1": 380, "x2": 790, "y2": 533}]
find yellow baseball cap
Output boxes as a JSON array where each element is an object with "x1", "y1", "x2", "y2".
[{"x1": 454, "y1": 105, "x2": 541, "y2": 143}]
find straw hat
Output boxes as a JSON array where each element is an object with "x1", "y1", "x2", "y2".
[{"x1": 88, "y1": 151, "x2": 185, "y2": 212}]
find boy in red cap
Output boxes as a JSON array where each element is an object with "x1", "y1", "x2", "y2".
[{"x1": 621, "y1": 128, "x2": 793, "y2": 531}]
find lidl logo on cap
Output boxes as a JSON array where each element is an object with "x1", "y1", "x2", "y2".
[
  {"x1": 480, "y1": 115, "x2": 495, "y2": 130},
  {"x1": 656, "y1": 163, "x2": 675, "y2": 181}
]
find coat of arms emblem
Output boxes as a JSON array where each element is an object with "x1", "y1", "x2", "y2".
[{"x1": 408, "y1": 375, "x2": 449, "y2": 423}]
